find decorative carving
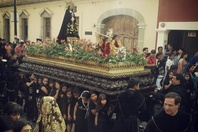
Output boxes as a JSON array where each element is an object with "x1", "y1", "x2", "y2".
[{"x1": 19, "y1": 56, "x2": 154, "y2": 95}]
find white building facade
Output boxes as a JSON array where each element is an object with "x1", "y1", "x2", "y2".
[{"x1": 0, "y1": 0, "x2": 159, "y2": 51}]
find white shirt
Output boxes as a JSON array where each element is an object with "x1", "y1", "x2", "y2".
[{"x1": 165, "y1": 59, "x2": 174, "y2": 76}]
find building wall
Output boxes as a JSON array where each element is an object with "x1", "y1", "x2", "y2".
[
  {"x1": 158, "y1": 0, "x2": 198, "y2": 22},
  {"x1": 156, "y1": 0, "x2": 198, "y2": 52},
  {"x1": 0, "y1": 0, "x2": 159, "y2": 50}
]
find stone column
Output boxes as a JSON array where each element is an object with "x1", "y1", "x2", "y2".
[
  {"x1": 96, "y1": 24, "x2": 105, "y2": 34},
  {"x1": 156, "y1": 28, "x2": 170, "y2": 53}
]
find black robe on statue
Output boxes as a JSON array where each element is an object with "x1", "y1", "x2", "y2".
[{"x1": 57, "y1": 5, "x2": 79, "y2": 43}]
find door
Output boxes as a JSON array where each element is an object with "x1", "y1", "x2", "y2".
[
  {"x1": 168, "y1": 30, "x2": 198, "y2": 57},
  {"x1": 103, "y1": 15, "x2": 139, "y2": 50}
]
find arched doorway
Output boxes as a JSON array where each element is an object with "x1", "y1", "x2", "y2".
[
  {"x1": 103, "y1": 15, "x2": 138, "y2": 51},
  {"x1": 97, "y1": 8, "x2": 145, "y2": 51}
]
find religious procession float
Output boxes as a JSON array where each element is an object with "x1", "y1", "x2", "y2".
[
  {"x1": 19, "y1": 29, "x2": 154, "y2": 97},
  {"x1": 18, "y1": 2, "x2": 154, "y2": 96}
]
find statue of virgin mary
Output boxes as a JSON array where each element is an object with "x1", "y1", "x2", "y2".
[{"x1": 57, "y1": 2, "x2": 79, "y2": 43}]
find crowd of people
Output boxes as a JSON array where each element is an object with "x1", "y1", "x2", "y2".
[
  {"x1": 143, "y1": 44, "x2": 198, "y2": 131},
  {"x1": 1, "y1": 37, "x2": 198, "y2": 132},
  {"x1": 0, "y1": 102, "x2": 32, "y2": 132},
  {"x1": 144, "y1": 45, "x2": 198, "y2": 111}
]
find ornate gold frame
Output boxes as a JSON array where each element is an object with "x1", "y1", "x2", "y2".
[{"x1": 24, "y1": 55, "x2": 149, "y2": 78}]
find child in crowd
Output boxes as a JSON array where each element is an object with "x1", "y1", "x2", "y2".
[
  {"x1": 95, "y1": 93, "x2": 111, "y2": 132},
  {"x1": 48, "y1": 79, "x2": 55, "y2": 96},
  {"x1": 25, "y1": 73, "x2": 37, "y2": 121},
  {"x1": 66, "y1": 88, "x2": 73, "y2": 132},
  {"x1": 183, "y1": 72, "x2": 195, "y2": 112},
  {"x1": 39, "y1": 77, "x2": 48, "y2": 98},
  {"x1": 16, "y1": 72, "x2": 26, "y2": 107},
  {"x1": 186, "y1": 64, "x2": 197, "y2": 83},
  {"x1": 53, "y1": 81, "x2": 61, "y2": 99},
  {"x1": 35, "y1": 77, "x2": 42, "y2": 101},
  {"x1": 57, "y1": 83, "x2": 68, "y2": 123},
  {"x1": 162, "y1": 70, "x2": 175, "y2": 94},
  {"x1": 3, "y1": 102, "x2": 22, "y2": 122},
  {"x1": 37, "y1": 77, "x2": 43, "y2": 87},
  {"x1": 73, "y1": 90, "x2": 90, "y2": 132},
  {"x1": 70, "y1": 87, "x2": 81, "y2": 132},
  {"x1": 88, "y1": 91, "x2": 98, "y2": 132},
  {"x1": 14, "y1": 118, "x2": 32, "y2": 132}
]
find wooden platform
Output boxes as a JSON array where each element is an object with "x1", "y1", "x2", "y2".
[{"x1": 19, "y1": 56, "x2": 154, "y2": 96}]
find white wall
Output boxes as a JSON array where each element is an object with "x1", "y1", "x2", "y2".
[{"x1": 0, "y1": 0, "x2": 159, "y2": 51}]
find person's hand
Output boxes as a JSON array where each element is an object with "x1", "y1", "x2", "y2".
[
  {"x1": 169, "y1": 80, "x2": 172, "y2": 85},
  {"x1": 73, "y1": 115, "x2": 76, "y2": 121},
  {"x1": 68, "y1": 114, "x2": 71, "y2": 121},
  {"x1": 63, "y1": 114, "x2": 67, "y2": 120}
]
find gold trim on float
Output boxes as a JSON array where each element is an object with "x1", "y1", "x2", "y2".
[{"x1": 24, "y1": 56, "x2": 150, "y2": 78}]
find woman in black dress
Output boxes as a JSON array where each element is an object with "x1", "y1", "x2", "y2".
[
  {"x1": 95, "y1": 93, "x2": 111, "y2": 132},
  {"x1": 57, "y1": 83, "x2": 68, "y2": 122},
  {"x1": 162, "y1": 70, "x2": 175, "y2": 94},
  {"x1": 66, "y1": 87, "x2": 73, "y2": 132},
  {"x1": 88, "y1": 91, "x2": 98, "y2": 132},
  {"x1": 70, "y1": 87, "x2": 81, "y2": 132},
  {"x1": 73, "y1": 91, "x2": 90, "y2": 132}
]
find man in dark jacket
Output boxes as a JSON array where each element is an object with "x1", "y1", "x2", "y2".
[
  {"x1": 6, "y1": 59, "x2": 19, "y2": 101},
  {"x1": 169, "y1": 73, "x2": 188, "y2": 111}
]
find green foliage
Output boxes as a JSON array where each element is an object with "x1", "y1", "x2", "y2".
[{"x1": 25, "y1": 40, "x2": 146, "y2": 64}]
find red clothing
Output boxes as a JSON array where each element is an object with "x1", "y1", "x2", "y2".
[
  {"x1": 4, "y1": 45, "x2": 12, "y2": 57},
  {"x1": 102, "y1": 40, "x2": 119, "y2": 57},
  {"x1": 15, "y1": 45, "x2": 25, "y2": 57},
  {"x1": 103, "y1": 42, "x2": 110, "y2": 56},
  {"x1": 147, "y1": 56, "x2": 156, "y2": 65}
]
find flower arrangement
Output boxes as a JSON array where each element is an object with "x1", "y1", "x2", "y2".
[{"x1": 25, "y1": 39, "x2": 146, "y2": 64}]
